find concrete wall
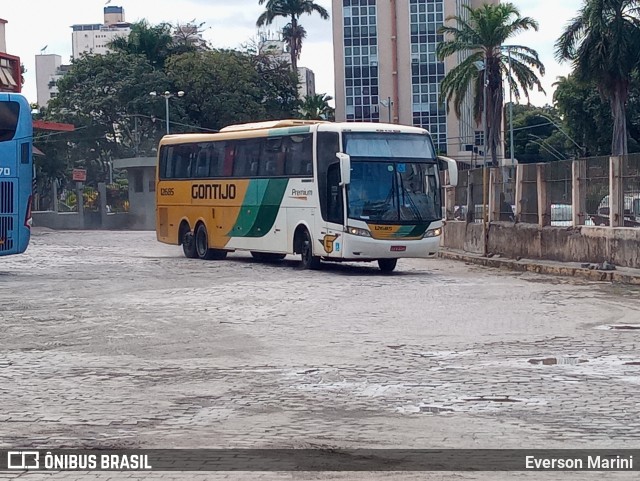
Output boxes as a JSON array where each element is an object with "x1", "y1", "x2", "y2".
[
  {"x1": 443, "y1": 221, "x2": 640, "y2": 269},
  {"x1": 126, "y1": 167, "x2": 156, "y2": 230},
  {"x1": 33, "y1": 211, "x2": 132, "y2": 230}
]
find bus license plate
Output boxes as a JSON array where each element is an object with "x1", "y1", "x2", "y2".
[{"x1": 390, "y1": 246, "x2": 406, "y2": 252}]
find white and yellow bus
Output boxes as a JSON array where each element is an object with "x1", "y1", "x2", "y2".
[{"x1": 155, "y1": 120, "x2": 457, "y2": 272}]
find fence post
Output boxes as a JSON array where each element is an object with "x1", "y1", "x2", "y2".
[
  {"x1": 515, "y1": 163, "x2": 524, "y2": 222},
  {"x1": 537, "y1": 163, "x2": 551, "y2": 227},
  {"x1": 488, "y1": 167, "x2": 500, "y2": 222},
  {"x1": 571, "y1": 160, "x2": 586, "y2": 226},
  {"x1": 444, "y1": 171, "x2": 455, "y2": 220},
  {"x1": 466, "y1": 171, "x2": 474, "y2": 223},
  {"x1": 98, "y1": 182, "x2": 107, "y2": 219},
  {"x1": 76, "y1": 182, "x2": 84, "y2": 226},
  {"x1": 52, "y1": 180, "x2": 58, "y2": 213},
  {"x1": 609, "y1": 156, "x2": 624, "y2": 227}
]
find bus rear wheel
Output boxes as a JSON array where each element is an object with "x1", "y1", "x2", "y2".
[
  {"x1": 378, "y1": 258, "x2": 398, "y2": 273},
  {"x1": 299, "y1": 229, "x2": 321, "y2": 270},
  {"x1": 181, "y1": 229, "x2": 198, "y2": 259},
  {"x1": 195, "y1": 224, "x2": 227, "y2": 261}
]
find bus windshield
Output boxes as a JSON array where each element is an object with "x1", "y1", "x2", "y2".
[{"x1": 343, "y1": 132, "x2": 440, "y2": 223}]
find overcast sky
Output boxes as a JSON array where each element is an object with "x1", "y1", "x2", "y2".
[{"x1": 5, "y1": 0, "x2": 582, "y2": 107}]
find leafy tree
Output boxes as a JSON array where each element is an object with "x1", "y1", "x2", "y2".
[
  {"x1": 109, "y1": 20, "x2": 180, "y2": 69},
  {"x1": 165, "y1": 50, "x2": 299, "y2": 130},
  {"x1": 43, "y1": 52, "x2": 172, "y2": 186},
  {"x1": 299, "y1": 93, "x2": 335, "y2": 120},
  {"x1": 256, "y1": 0, "x2": 329, "y2": 71},
  {"x1": 505, "y1": 104, "x2": 575, "y2": 162},
  {"x1": 253, "y1": 53, "x2": 300, "y2": 120},
  {"x1": 555, "y1": 0, "x2": 640, "y2": 156},
  {"x1": 437, "y1": 2, "x2": 545, "y2": 166}
]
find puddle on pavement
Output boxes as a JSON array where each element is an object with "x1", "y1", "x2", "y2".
[
  {"x1": 528, "y1": 357, "x2": 587, "y2": 366},
  {"x1": 463, "y1": 396, "x2": 521, "y2": 403}
]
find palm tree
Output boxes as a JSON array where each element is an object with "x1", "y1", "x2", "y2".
[
  {"x1": 281, "y1": 23, "x2": 307, "y2": 70},
  {"x1": 256, "y1": 0, "x2": 329, "y2": 71},
  {"x1": 299, "y1": 93, "x2": 335, "y2": 120},
  {"x1": 555, "y1": 0, "x2": 640, "y2": 156},
  {"x1": 437, "y1": 3, "x2": 545, "y2": 166},
  {"x1": 109, "y1": 20, "x2": 178, "y2": 69}
]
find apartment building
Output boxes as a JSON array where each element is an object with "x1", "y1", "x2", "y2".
[
  {"x1": 71, "y1": 6, "x2": 131, "y2": 60},
  {"x1": 332, "y1": 0, "x2": 499, "y2": 162}
]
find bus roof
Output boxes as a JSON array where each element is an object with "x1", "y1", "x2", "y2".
[{"x1": 219, "y1": 119, "x2": 326, "y2": 133}]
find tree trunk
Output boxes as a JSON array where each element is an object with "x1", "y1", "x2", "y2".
[
  {"x1": 290, "y1": 16, "x2": 298, "y2": 72},
  {"x1": 610, "y1": 84, "x2": 628, "y2": 156},
  {"x1": 487, "y1": 60, "x2": 503, "y2": 167}
]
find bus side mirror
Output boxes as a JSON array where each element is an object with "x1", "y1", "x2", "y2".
[
  {"x1": 438, "y1": 155, "x2": 458, "y2": 187},
  {"x1": 336, "y1": 152, "x2": 351, "y2": 186}
]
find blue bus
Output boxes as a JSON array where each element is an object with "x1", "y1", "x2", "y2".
[{"x1": 0, "y1": 93, "x2": 33, "y2": 256}]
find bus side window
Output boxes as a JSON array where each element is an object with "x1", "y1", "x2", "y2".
[
  {"x1": 222, "y1": 142, "x2": 235, "y2": 177},
  {"x1": 260, "y1": 138, "x2": 284, "y2": 176},
  {"x1": 234, "y1": 139, "x2": 261, "y2": 177},
  {"x1": 209, "y1": 142, "x2": 224, "y2": 177},
  {"x1": 195, "y1": 146, "x2": 210, "y2": 178}
]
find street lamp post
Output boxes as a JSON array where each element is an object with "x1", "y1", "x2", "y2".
[{"x1": 150, "y1": 90, "x2": 185, "y2": 134}]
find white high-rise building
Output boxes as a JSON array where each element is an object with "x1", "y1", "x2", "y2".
[{"x1": 71, "y1": 6, "x2": 130, "y2": 60}]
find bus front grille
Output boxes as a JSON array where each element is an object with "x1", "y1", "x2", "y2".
[
  {"x1": 0, "y1": 215, "x2": 14, "y2": 252},
  {"x1": 0, "y1": 181, "x2": 15, "y2": 214}
]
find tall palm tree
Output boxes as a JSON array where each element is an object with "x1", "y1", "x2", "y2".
[
  {"x1": 256, "y1": 0, "x2": 329, "y2": 71},
  {"x1": 109, "y1": 21, "x2": 175, "y2": 68},
  {"x1": 299, "y1": 93, "x2": 335, "y2": 120},
  {"x1": 437, "y1": 3, "x2": 545, "y2": 166},
  {"x1": 281, "y1": 23, "x2": 307, "y2": 69},
  {"x1": 555, "y1": 0, "x2": 640, "y2": 156}
]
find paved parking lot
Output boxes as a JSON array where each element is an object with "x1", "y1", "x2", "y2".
[{"x1": 1, "y1": 229, "x2": 639, "y2": 480}]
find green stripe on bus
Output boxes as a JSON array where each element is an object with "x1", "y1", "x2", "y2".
[
  {"x1": 245, "y1": 178, "x2": 289, "y2": 237},
  {"x1": 407, "y1": 224, "x2": 429, "y2": 237},
  {"x1": 267, "y1": 126, "x2": 310, "y2": 137},
  {"x1": 228, "y1": 178, "x2": 288, "y2": 238}
]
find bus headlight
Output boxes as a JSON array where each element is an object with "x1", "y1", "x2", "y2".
[
  {"x1": 423, "y1": 227, "x2": 442, "y2": 238},
  {"x1": 347, "y1": 227, "x2": 371, "y2": 237}
]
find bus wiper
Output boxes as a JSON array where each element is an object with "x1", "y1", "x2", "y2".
[{"x1": 398, "y1": 173, "x2": 422, "y2": 221}]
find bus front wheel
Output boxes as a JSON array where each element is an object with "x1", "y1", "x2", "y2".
[
  {"x1": 378, "y1": 258, "x2": 397, "y2": 273},
  {"x1": 195, "y1": 224, "x2": 227, "y2": 261},
  {"x1": 182, "y1": 230, "x2": 198, "y2": 259},
  {"x1": 299, "y1": 229, "x2": 321, "y2": 270}
]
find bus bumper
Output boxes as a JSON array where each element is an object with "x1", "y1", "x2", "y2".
[{"x1": 339, "y1": 232, "x2": 440, "y2": 260}]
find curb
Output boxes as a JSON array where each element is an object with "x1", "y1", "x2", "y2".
[{"x1": 438, "y1": 250, "x2": 640, "y2": 285}]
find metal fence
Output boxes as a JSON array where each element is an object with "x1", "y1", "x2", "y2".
[
  {"x1": 519, "y1": 163, "x2": 538, "y2": 224},
  {"x1": 446, "y1": 154, "x2": 640, "y2": 229},
  {"x1": 545, "y1": 160, "x2": 573, "y2": 226},
  {"x1": 585, "y1": 156, "x2": 610, "y2": 226}
]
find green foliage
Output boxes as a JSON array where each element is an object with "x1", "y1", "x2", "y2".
[
  {"x1": 34, "y1": 20, "x2": 301, "y2": 189},
  {"x1": 165, "y1": 50, "x2": 299, "y2": 131},
  {"x1": 299, "y1": 93, "x2": 335, "y2": 120},
  {"x1": 555, "y1": 0, "x2": 640, "y2": 155},
  {"x1": 437, "y1": 2, "x2": 544, "y2": 165},
  {"x1": 553, "y1": 74, "x2": 640, "y2": 155},
  {"x1": 506, "y1": 103, "x2": 575, "y2": 162}
]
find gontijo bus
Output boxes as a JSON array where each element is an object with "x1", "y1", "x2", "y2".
[
  {"x1": 155, "y1": 120, "x2": 457, "y2": 272},
  {"x1": 0, "y1": 93, "x2": 33, "y2": 257}
]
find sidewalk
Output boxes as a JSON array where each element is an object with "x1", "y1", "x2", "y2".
[{"x1": 439, "y1": 249, "x2": 640, "y2": 285}]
